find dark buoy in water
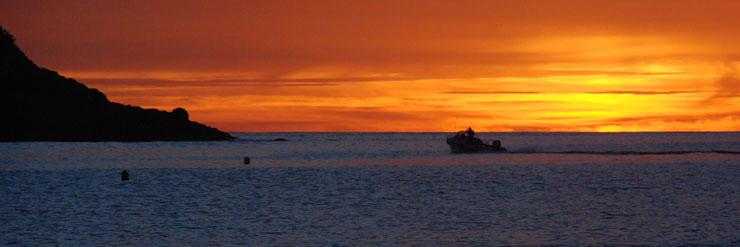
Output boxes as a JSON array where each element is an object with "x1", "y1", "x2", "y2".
[
  {"x1": 120, "y1": 170, "x2": 129, "y2": 181},
  {"x1": 244, "y1": 157, "x2": 250, "y2": 165}
]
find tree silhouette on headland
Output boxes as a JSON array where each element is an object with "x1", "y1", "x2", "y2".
[{"x1": 0, "y1": 26, "x2": 234, "y2": 141}]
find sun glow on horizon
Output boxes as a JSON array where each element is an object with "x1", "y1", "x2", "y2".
[{"x1": 3, "y1": 1, "x2": 739, "y2": 132}]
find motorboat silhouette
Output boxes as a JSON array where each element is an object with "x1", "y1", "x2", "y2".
[{"x1": 446, "y1": 128, "x2": 506, "y2": 153}]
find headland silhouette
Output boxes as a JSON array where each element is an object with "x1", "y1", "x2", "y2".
[{"x1": 0, "y1": 26, "x2": 234, "y2": 141}]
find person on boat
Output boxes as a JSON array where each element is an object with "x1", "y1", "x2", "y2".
[{"x1": 466, "y1": 127, "x2": 475, "y2": 137}]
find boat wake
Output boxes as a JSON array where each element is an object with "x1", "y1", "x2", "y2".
[{"x1": 507, "y1": 150, "x2": 740, "y2": 155}]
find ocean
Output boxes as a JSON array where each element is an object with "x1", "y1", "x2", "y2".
[{"x1": 1, "y1": 132, "x2": 739, "y2": 245}]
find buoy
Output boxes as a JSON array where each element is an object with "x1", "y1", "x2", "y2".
[
  {"x1": 120, "y1": 170, "x2": 129, "y2": 181},
  {"x1": 244, "y1": 157, "x2": 250, "y2": 165}
]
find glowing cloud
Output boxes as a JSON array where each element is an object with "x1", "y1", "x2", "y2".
[{"x1": 2, "y1": 0, "x2": 739, "y2": 131}]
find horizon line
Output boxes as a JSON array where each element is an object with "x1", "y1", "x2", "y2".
[{"x1": 227, "y1": 131, "x2": 740, "y2": 134}]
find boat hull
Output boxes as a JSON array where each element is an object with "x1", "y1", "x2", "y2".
[{"x1": 446, "y1": 137, "x2": 507, "y2": 154}]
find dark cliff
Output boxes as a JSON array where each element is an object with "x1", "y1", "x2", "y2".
[{"x1": 0, "y1": 26, "x2": 234, "y2": 141}]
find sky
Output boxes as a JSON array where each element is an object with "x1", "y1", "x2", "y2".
[{"x1": 2, "y1": 0, "x2": 740, "y2": 132}]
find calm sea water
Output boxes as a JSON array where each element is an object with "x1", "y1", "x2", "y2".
[{"x1": 1, "y1": 132, "x2": 739, "y2": 245}]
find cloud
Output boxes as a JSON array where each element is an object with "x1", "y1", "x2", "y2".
[
  {"x1": 441, "y1": 90, "x2": 541, "y2": 95},
  {"x1": 474, "y1": 100, "x2": 558, "y2": 106},
  {"x1": 195, "y1": 105, "x2": 498, "y2": 132},
  {"x1": 603, "y1": 111, "x2": 740, "y2": 126},
  {"x1": 7, "y1": 1, "x2": 740, "y2": 77},
  {"x1": 80, "y1": 78, "x2": 345, "y2": 88},
  {"x1": 698, "y1": 62, "x2": 740, "y2": 108},
  {"x1": 5, "y1": 1, "x2": 740, "y2": 131},
  {"x1": 586, "y1": 90, "x2": 702, "y2": 95},
  {"x1": 443, "y1": 90, "x2": 704, "y2": 95},
  {"x1": 540, "y1": 69, "x2": 683, "y2": 77},
  {"x1": 712, "y1": 63, "x2": 740, "y2": 98}
]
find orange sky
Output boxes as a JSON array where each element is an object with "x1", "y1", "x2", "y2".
[{"x1": 2, "y1": 0, "x2": 740, "y2": 131}]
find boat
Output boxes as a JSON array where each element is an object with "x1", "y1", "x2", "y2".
[{"x1": 446, "y1": 128, "x2": 506, "y2": 153}]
